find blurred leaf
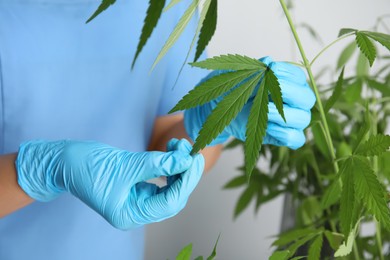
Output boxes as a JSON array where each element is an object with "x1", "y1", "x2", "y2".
[
  {"x1": 269, "y1": 250, "x2": 290, "y2": 260},
  {"x1": 190, "y1": 54, "x2": 266, "y2": 71},
  {"x1": 337, "y1": 41, "x2": 357, "y2": 69},
  {"x1": 234, "y1": 186, "x2": 256, "y2": 218},
  {"x1": 321, "y1": 177, "x2": 341, "y2": 209},
  {"x1": 340, "y1": 157, "x2": 355, "y2": 237},
  {"x1": 308, "y1": 234, "x2": 323, "y2": 260},
  {"x1": 297, "y1": 197, "x2": 322, "y2": 226},
  {"x1": 324, "y1": 231, "x2": 344, "y2": 251},
  {"x1": 194, "y1": 0, "x2": 217, "y2": 62},
  {"x1": 356, "y1": 52, "x2": 370, "y2": 77},
  {"x1": 194, "y1": 257, "x2": 203, "y2": 260},
  {"x1": 86, "y1": 0, "x2": 116, "y2": 23},
  {"x1": 344, "y1": 79, "x2": 363, "y2": 104},
  {"x1": 164, "y1": 0, "x2": 184, "y2": 12},
  {"x1": 132, "y1": 0, "x2": 166, "y2": 68},
  {"x1": 152, "y1": 0, "x2": 199, "y2": 71},
  {"x1": 297, "y1": 22, "x2": 323, "y2": 44},
  {"x1": 272, "y1": 228, "x2": 317, "y2": 247},
  {"x1": 355, "y1": 32, "x2": 377, "y2": 66},
  {"x1": 206, "y1": 234, "x2": 220, "y2": 260},
  {"x1": 192, "y1": 73, "x2": 261, "y2": 154},
  {"x1": 324, "y1": 67, "x2": 344, "y2": 113},
  {"x1": 353, "y1": 156, "x2": 390, "y2": 229},
  {"x1": 338, "y1": 28, "x2": 357, "y2": 37},
  {"x1": 355, "y1": 134, "x2": 390, "y2": 156},
  {"x1": 224, "y1": 138, "x2": 244, "y2": 150},
  {"x1": 334, "y1": 228, "x2": 355, "y2": 257},
  {"x1": 223, "y1": 175, "x2": 247, "y2": 189},
  {"x1": 366, "y1": 78, "x2": 390, "y2": 96},
  {"x1": 287, "y1": 233, "x2": 318, "y2": 258},
  {"x1": 170, "y1": 70, "x2": 257, "y2": 113},
  {"x1": 311, "y1": 120, "x2": 331, "y2": 160},
  {"x1": 176, "y1": 243, "x2": 192, "y2": 260}
]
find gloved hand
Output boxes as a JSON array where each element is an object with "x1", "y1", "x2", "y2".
[
  {"x1": 16, "y1": 138, "x2": 204, "y2": 230},
  {"x1": 184, "y1": 56, "x2": 316, "y2": 149}
]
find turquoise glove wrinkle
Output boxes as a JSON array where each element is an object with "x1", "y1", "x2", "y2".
[
  {"x1": 16, "y1": 139, "x2": 204, "y2": 230},
  {"x1": 184, "y1": 56, "x2": 316, "y2": 149}
]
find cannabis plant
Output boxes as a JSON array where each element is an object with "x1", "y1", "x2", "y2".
[{"x1": 88, "y1": 0, "x2": 390, "y2": 259}]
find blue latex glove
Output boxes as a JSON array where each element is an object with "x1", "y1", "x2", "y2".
[
  {"x1": 184, "y1": 56, "x2": 316, "y2": 149},
  {"x1": 16, "y1": 139, "x2": 204, "y2": 230}
]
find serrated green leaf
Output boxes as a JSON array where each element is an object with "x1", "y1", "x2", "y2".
[
  {"x1": 355, "y1": 32, "x2": 376, "y2": 66},
  {"x1": 132, "y1": 0, "x2": 166, "y2": 69},
  {"x1": 194, "y1": 0, "x2": 217, "y2": 62},
  {"x1": 223, "y1": 175, "x2": 247, "y2": 189},
  {"x1": 234, "y1": 187, "x2": 255, "y2": 218},
  {"x1": 321, "y1": 178, "x2": 341, "y2": 209},
  {"x1": 334, "y1": 228, "x2": 355, "y2": 257},
  {"x1": 164, "y1": 0, "x2": 184, "y2": 12},
  {"x1": 353, "y1": 156, "x2": 390, "y2": 229},
  {"x1": 266, "y1": 68, "x2": 286, "y2": 122},
  {"x1": 190, "y1": 54, "x2": 266, "y2": 71},
  {"x1": 352, "y1": 114, "x2": 370, "y2": 151},
  {"x1": 206, "y1": 234, "x2": 220, "y2": 260},
  {"x1": 151, "y1": 0, "x2": 199, "y2": 71},
  {"x1": 340, "y1": 157, "x2": 355, "y2": 237},
  {"x1": 337, "y1": 41, "x2": 357, "y2": 69},
  {"x1": 324, "y1": 231, "x2": 344, "y2": 251},
  {"x1": 176, "y1": 243, "x2": 192, "y2": 260},
  {"x1": 355, "y1": 134, "x2": 390, "y2": 156},
  {"x1": 192, "y1": 73, "x2": 261, "y2": 153},
  {"x1": 324, "y1": 67, "x2": 344, "y2": 113},
  {"x1": 86, "y1": 0, "x2": 116, "y2": 23},
  {"x1": 287, "y1": 233, "x2": 318, "y2": 258},
  {"x1": 338, "y1": 28, "x2": 357, "y2": 37},
  {"x1": 308, "y1": 234, "x2": 323, "y2": 260},
  {"x1": 272, "y1": 228, "x2": 317, "y2": 247},
  {"x1": 269, "y1": 250, "x2": 290, "y2": 260},
  {"x1": 170, "y1": 70, "x2": 257, "y2": 113},
  {"x1": 362, "y1": 31, "x2": 390, "y2": 52},
  {"x1": 244, "y1": 74, "x2": 268, "y2": 179}
]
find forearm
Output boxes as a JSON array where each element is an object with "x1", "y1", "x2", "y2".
[
  {"x1": 148, "y1": 115, "x2": 222, "y2": 172},
  {"x1": 0, "y1": 153, "x2": 34, "y2": 217}
]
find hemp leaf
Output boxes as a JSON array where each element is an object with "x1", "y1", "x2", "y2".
[
  {"x1": 308, "y1": 234, "x2": 323, "y2": 260},
  {"x1": 354, "y1": 134, "x2": 390, "y2": 156},
  {"x1": 176, "y1": 243, "x2": 192, "y2": 260},
  {"x1": 191, "y1": 72, "x2": 262, "y2": 154},
  {"x1": 340, "y1": 158, "x2": 355, "y2": 237},
  {"x1": 355, "y1": 32, "x2": 377, "y2": 66},
  {"x1": 151, "y1": 0, "x2": 199, "y2": 71},
  {"x1": 86, "y1": 0, "x2": 116, "y2": 23},
  {"x1": 132, "y1": 0, "x2": 166, "y2": 68},
  {"x1": 194, "y1": 0, "x2": 217, "y2": 62},
  {"x1": 190, "y1": 54, "x2": 266, "y2": 70}
]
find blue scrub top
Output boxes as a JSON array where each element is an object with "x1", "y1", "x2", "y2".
[{"x1": 0, "y1": 0, "x2": 207, "y2": 259}]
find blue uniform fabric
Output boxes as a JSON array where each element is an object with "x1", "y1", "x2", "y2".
[{"x1": 0, "y1": 0, "x2": 207, "y2": 259}]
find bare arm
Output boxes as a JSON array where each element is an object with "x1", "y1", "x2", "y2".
[
  {"x1": 0, "y1": 153, "x2": 34, "y2": 218},
  {"x1": 148, "y1": 114, "x2": 223, "y2": 172}
]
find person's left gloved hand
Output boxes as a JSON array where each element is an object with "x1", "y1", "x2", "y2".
[{"x1": 184, "y1": 56, "x2": 316, "y2": 149}]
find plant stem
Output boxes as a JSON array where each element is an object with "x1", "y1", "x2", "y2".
[
  {"x1": 310, "y1": 33, "x2": 355, "y2": 66},
  {"x1": 353, "y1": 242, "x2": 361, "y2": 260},
  {"x1": 279, "y1": 0, "x2": 339, "y2": 174},
  {"x1": 370, "y1": 98, "x2": 384, "y2": 260}
]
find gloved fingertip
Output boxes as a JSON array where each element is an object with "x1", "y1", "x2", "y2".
[
  {"x1": 259, "y1": 56, "x2": 273, "y2": 66},
  {"x1": 176, "y1": 139, "x2": 192, "y2": 153},
  {"x1": 166, "y1": 138, "x2": 180, "y2": 151},
  {"x1": 163, "y1": 150, "x2": 193, "y2": 174}
]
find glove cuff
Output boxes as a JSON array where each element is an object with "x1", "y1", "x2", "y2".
[{"x1": 16, "y1": 140, "x2": 67, "y2": 202}]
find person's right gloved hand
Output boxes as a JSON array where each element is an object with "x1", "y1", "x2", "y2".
[{"x1": 16, "y1": 138, "x2": 204, "y2": 230}]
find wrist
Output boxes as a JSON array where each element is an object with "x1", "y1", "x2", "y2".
[{"x1": 16, "y1": 140, "x2": 67, "y2": 202}]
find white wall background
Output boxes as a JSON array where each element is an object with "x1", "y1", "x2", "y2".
[{"x1": 146, "y1": 0, "x2": 390, "y2": 259}]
